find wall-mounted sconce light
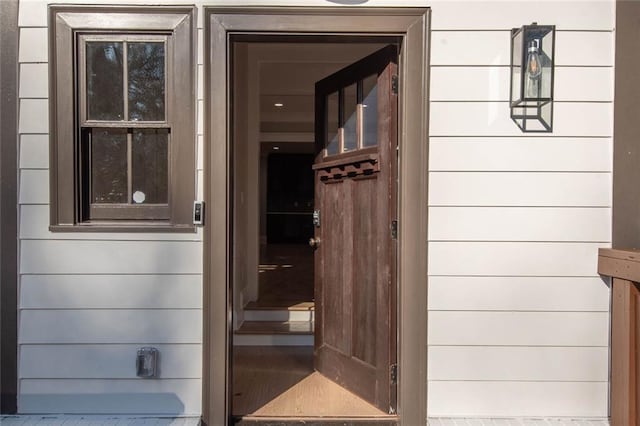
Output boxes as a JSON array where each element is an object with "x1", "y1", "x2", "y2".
[{"x1": 510, "y1": 23, "x2": 555, "y2": 132}]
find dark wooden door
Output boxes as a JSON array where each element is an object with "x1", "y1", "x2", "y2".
[{"x1": 313, "y1": 45, "x2": 398, "y2": 414}]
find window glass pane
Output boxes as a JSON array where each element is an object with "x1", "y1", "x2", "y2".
[
  {"x1": 128, "y1": 42, "x2": 166, "y2": 121},
  {"x1": 510, "y1": 30, "x2": 523, "y2": 105},
  {"x1": 91, "y1": 129, "x2": 127, "y2": 203},
  {"x1": 343, "y1": 83, "x2": 357, "y2": 152},
  {"x1": 86, "y1": 42, "x2": 124, "y2": 120},
  {"x1": 326, "y1": 91, "x2": 339, "y2": 156},
  {"x1": 132, "y1": 129, "x2": 169, "y2": 204},
  {"x1": 362, "y1": 74, "x2": 378, "y2": 147}
]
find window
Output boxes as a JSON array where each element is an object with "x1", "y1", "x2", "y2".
[
  {"x1": 324, "y1": 73, "x2": 379, "y2": 156},
  {"x1": 49, "y1": 6, "x2": 196, "y2": 231}
]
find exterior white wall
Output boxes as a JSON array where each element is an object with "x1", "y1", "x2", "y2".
[
  {"x1": 15, "y1": 0, "x2": 614, "y2": 419},
  {"x1": 16, "y1": 0, "x2": 206, "y2": 415},
  {"x1": 426, "y1": 0, "x2": 614, "y2": 418}
]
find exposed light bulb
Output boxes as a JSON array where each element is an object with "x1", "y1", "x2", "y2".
[
  {"x1": 525, "y1": 39, "x2": 543, "y2": 98},
  {"x1": 526, "y1": 39, "x2": 542, "y2": 80}
]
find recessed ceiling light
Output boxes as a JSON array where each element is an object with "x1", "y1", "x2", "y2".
[
  {"x1": 273, "y1": 146, "x2": 280, "y2": 150},
  {"x1": 274, "y1": 103, "x2": 284, "y2": 107}
]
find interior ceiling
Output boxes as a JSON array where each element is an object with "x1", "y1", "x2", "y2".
[{"x1": 253, "y1": 42, "x2": 386, "y2": 152}]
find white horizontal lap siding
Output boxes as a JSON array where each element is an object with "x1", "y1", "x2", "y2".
[
  {"x1": 429, "y1": 138, "x2": 611, "y2": 172},
  {"x1": 20, "y1": 310, "x2": 202, "y2": 344},
  {"x1": 20, "y1": 344, "x2": 202, "y2": 379},
  {"x1": 430, "y1": 68, "x2": 613, "y2": 102},
  {"x1": 16, "y1": 0, "x2": 205, "y2": 415},
  {"x1": 19, "y1": 379, "x2": 202, "y2": 415},
  {"x1": 20, "y1": 275, "x2": 202, "y2": 309},
  {"x1": 20, "y1": 240, "x2": 202, "y2": 274},
  {"x1": 15, "y1": 0, "x2": 615, "y2": 419},
  {"x1": 429, "y1": 207, "x2": 611, "y2": 242},
  {"x1": 427, "y1": 1, "x2": 613, "y2": 418}
]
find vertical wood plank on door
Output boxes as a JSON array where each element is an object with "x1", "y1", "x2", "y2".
[
  {"x1": 353, "y1": 177, "x2": 378, "y2": 366},
  {"x1": 341, "y1": 179, "x2": 354, "y2": 357},
  {"x1": 322, "y1": 182, "x2": 347, "y2": 352}
]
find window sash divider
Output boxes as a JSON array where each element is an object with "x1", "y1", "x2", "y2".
[
  {"x1": 90, "y1": 204, "x2": 170, "y2": 221},
  {"x1": 81, "y1": 122, "x2": 170, "y2": 128}
]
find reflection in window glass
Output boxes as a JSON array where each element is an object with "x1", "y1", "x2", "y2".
[
  {"x1": 132, "y1": 129, "x2": 169, "y2": 204},
  {"x1": 128, "y1": 42, "x2": 165, "y2": 121},
  {"x1": 326, "y1": 91, "x2": 339, "y2": 155},
  {"x1": 86, "y1": 42, "x2": 124, "y2": 120},
  {"x1": 362, "y1": 74, "x2": 378, "y2": 147},
  {"x1": 343, "y1": 83, "x2": 358, "y2": 152},
  {"x1": 91, "y1": 129, "x2": 128, "y2": 203}
]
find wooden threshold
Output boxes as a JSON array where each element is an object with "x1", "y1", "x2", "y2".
[{"x1": 235, "y1": 416, "x2": 398, "y2": 425}]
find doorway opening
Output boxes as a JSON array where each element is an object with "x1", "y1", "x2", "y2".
[
  {"x1": 230, "y1": 39, "x2": 399, "y2": 421},
  {"x1": 256, "y1": 151, "x2": 315, "y2": 307},
  {"x1": 203, "y1": 7, "x2": 430, "y2": 425}
]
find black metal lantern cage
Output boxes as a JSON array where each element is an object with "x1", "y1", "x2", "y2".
[{"x1": 510, "y1": 23, "x2": 555, "y2": 132}]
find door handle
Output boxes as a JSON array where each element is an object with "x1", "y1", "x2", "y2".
[{"x1": 309, "y1": 237, "x2": 321, "y2": 249}]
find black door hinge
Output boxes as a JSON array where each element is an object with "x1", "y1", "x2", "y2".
[
  {"x1": 391, "y1": 220, "x2": 398, "y2": 240},
  {"x1": 390, "y1": 363, "x2": 398, "y2": 385},
  {"x1": 391, "y1": 75, "x2": 398, "y2": 95}
]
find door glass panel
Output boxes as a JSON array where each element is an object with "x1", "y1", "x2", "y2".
[
  {"x1": 132, "y1": 129, "x2": 169, "y2": 204},
  {"x1": 362, "y1": 74, "x2": 378, "y2": 147},
  {"x1": 86, "y1": 42, "x2": 124, "y2": 121},
  {"x1": 326, "y1": 91, "x2": 339, "y2": 155},
  {"x1": 343, "y1": 83, "x2": 358, "y2": 152},
  {"x1": 91, "y1": 128, "x2": 127, "y2": 203},
  {"x1": 128, "y1": 42, "x2": 166, "y2": 121}
]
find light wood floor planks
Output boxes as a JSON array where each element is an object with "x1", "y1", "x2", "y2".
[
  {"x1": 258, "y1": 244, "x2": 314, "y2": 306},
  {"x1": 232, "y1": 346, "x2": 394, "y2": 419}
]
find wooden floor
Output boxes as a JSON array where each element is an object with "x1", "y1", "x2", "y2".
[
  {"x1": 232, "y1": 346, "x2": 393, "y2": 419},
  {"x1": 258, "y1": 244, "x2": 314, "y2": 306},
  {"x1": 236, "y1": 248, "x2": 394, "y2": 421}
]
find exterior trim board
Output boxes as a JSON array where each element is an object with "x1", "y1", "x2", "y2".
[{"x1": 0, "y1": 0, "x2": 19, "y2": 414}]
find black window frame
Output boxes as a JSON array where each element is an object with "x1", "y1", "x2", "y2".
[{"x1": 49, "y1": 5, "x2": 196, "y2": 232}]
